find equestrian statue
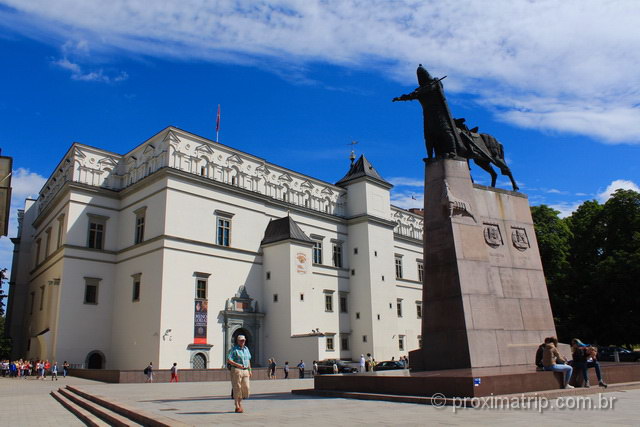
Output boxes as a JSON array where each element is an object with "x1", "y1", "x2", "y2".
[{"x1": 393, "y1": 64, "x2": 519, "y2": 191}]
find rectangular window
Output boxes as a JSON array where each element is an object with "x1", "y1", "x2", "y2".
[
  {"x1": 341, "y1": 335, "x2": 349, "y2": 351},
  {"x1": 217, "y1": 218, "x2": 231, "y2": 246},
  {"x1": 395, "y1": 255, "x2": 403, "y2": 279},
  {"x1": 35, "y1": 238, "x2": 41, "y2": 266},
  {"x1": 300, "y1": 293, "x2": 304, "y2": 301},
  {"x1": 313, "y1": 240, "x2": 323, "y2": 264},
  {"x1": 326, "y1": 337, "x2": 334, "y2": 351},
  {"x1": 332, "y1": 243, "x2": 343, "y2": 268},
  {"x1": 418, "y1": 335, "x2": 423, "y2": 348},
  {"x1": 339, "y1": 295, "x2": 348, "y2": 313},
  {"x1": 45, "y1": 228, "x2": 52, "y2": 258},
  {"x1": 132, "y1": 273, "x2": 142, "y2": 302},
  {"x1": 39, "y1": 286, "x2": 45, "y2": 311},
  {"x1": 362, "y1": 335, "x2": 367, "y2": 343},
  {"x1": 273, "y1": 294, "x2": 278, "y2": 303},
  {"x1": 29, "y1": 292, "x2": 35, "y2": 315},
  {"x1": 196, "y1": 279, "x2": 207, "y2": 300},
  {"x1": 86, "y1": 213, "x2": 110, "y2": 249},
  {"x1": 135, "y1": 214, "x2": 145, "y2": 244},
  {"x1": 84, "y1": 278, "x2": 100, "y2": 304},
  {"x1": 325, "y1": 294, "x2": 333, "y2": 312},
  {"x1": 397, "y1": 299, "x2": 403, "y2": 317},
  {"x1": 56, "y1": 215, "x2": 65, "y2": 248},
  {"x1": 417, "y1": 261, "x2": 424, "y2": 282},
  {"x1": 416, "y1": 301, "x2": 422, "y2": 319},
  {"x1": 399, "y1": 335, "x2": 405, "y2": 351},
  {"x1": 88, "y1": 222, "x2": 105, "y2": 249}
]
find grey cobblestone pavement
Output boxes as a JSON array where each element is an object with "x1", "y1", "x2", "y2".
[{"x1": 2, "y1": 376, "x2": 640, "y2": 426}]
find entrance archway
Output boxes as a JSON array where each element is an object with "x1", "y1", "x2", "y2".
[{"x1": 86, "y1": 351, "x2": 105, "y2": 369}]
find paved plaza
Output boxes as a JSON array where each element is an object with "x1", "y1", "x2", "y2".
[{"x1": 1, "y1": 376, "x2": 640, "y2": 426}]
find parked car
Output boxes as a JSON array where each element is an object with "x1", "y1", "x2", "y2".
[
  {"x1": 373, "y1": 361, "x2": 406, "y2": 371},
  {"x1": 597, "y1": 346, "x2": 640, "y2": 362},
  {"x1": 316, "y1": 359, "x2": 358, "y2": 374}
]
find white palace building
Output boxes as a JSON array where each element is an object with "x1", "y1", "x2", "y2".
[{"x1": 7, "y1": 126, "x2": 425, "y2": 370}]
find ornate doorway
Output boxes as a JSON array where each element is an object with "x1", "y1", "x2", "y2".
[{"x1": 221, "y1": 286, "x2": 264, "y2": 366}]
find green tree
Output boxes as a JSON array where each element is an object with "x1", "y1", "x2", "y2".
[{"x1": 531, "y1": 205, "x2": 572, "y2": 339}]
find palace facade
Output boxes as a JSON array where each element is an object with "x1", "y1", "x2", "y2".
[{"x1": 6, "y1": 126, "x2": 424, "y2": 370}]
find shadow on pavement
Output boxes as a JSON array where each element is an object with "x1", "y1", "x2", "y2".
[{"x1": 144, "y1": 391, "x2": 312, "y2": 404}]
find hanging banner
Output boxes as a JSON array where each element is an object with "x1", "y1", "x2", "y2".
[{"x1": 194, "y1": 300, "x2": 208, "y2": 344}]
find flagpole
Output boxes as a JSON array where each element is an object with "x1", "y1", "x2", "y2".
[{"x1": 216, "y1": 104, "x2": 221, "y2": 142}]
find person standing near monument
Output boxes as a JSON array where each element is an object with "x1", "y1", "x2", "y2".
[
  {"x1": 284, "y1": 361, "x2": 290, "y2": 379},
  {"x1": 144, "y1": 362, "x2": 154, "y2": 383},
  {"x1": 170, "y1": 363, "x2": 179, "y2": 383},
  {"x1": 297, "y1": 360, "x2": 305, "y2": 378},
  {"x1": 359, "y1": 354, "x2": 365, "y2": 373},
  {"x1": 542, "y1": 337, "x2": 574, "y2": 389},
  {"x1": 227, "y1": 335, "x2": 252, "y2": 413}
]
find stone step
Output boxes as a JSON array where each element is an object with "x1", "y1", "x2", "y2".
[
  {"x1": 66, "y1": 385, "x2": 189, "y2": 427},
  {"x1": 50, "y1": 390, "x2": 110, "y2": 427},
  {"x1": 58, "y1": 387, "x2": 142, "y2": 427}
]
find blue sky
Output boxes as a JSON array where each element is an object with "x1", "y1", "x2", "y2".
[{"x1": 1, "y1": 1, "x2": 640, "y2": 292}]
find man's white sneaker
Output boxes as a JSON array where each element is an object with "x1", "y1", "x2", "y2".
[{"x1": 564, "y1": 384, "x2": 575, "y2": 389}]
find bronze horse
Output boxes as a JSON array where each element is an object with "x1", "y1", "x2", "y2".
[{"x1": 453, "y1": 118, "x2": 519, "y2": 191}]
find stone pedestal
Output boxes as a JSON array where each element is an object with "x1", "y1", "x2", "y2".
[{"x1": 410, "y1": 158, "x2": 556, "y2": 371}]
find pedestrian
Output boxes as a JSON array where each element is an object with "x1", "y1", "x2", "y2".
[
  {"x1": 63, "y1": 361, "x2": 69, "y2": 378},
  {"x1": 51, "y1": 362, "x2": 58, "y2": 381},
  {"x1": 284, "y1": 361, "x2": 289, "y2": 379},
  {"x1": 332, "y1": 361, "x2": 338, "y2": 374},
  {"x1": 44, "y1": 360, "x2": 50, "y2": 379},
  {"x1": 170, "y1": 363, "x2": 179, "y2": 383},
  {"x1": 312, "y1": 360, "x2": 318, "y2": 376},
  {"x1": 359, "y1": 354, "x2": 365, "y2": 373},
  {"x1": 269, "y1": 358, "x2": 277, "y2": 379},
  {"x1": 297, "y1": 360, "x2": 305, "y2": 378},
  {"x1": 227, "y1": 334, "x2": 252, "y2": 413},
  {"x1": 144, "y1": 362, "x2": 154, "y2": 383}
]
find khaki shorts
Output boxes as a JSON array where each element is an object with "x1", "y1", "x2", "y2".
[{"x1": 231, "y1": 367, "x2": 250, "y2": 399}]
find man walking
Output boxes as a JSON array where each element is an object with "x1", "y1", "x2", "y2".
[
  {"x1": 297, "y1": 360, "x2": 305, "y2": 378},
  {"x1": 227, "y1": 335, "x2": 252, "y2": 413},
  {"x1": 359, "y1": 354, "x2": 365, "y2": 373}
]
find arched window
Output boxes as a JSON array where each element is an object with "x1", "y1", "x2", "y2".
[{"x1": 192, "y1": 353, "x2": 207, "y2": 369}]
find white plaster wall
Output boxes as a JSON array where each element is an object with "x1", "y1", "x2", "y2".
[
  {"x1": 55, "y1": 258, "x2": 115, "y2": 368},
  {"x1": 109, "y1": 248, "x2": 164, "y2": 370}
]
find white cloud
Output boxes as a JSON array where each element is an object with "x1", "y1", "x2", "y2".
[
  {"x1": 388, "y1": 177, "x2": 423, "y2": 187},
  {"x1": 11, "y1": 168, "x2": 47, "y2": 200},
  {"x1": 1, "y1": 1, "x2": 639, "y2": 143},
  {"x1": 53, "y1": 57, "x2": 128, "y2": 82},
  {"x1": 549, "y1": 201, "x2": 582, "y2": 219},
  {"x1": 597, "y1": 179, "x2": 640, "y2": 203},
  {"x1": 391, "y1": 190, "x2": 423, "y2": 210}
]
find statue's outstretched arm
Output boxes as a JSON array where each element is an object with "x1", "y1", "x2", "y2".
[{"x1": 392, "y1": 91, "x2": 418, "y2": 102}]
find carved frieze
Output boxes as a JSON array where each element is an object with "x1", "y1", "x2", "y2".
[
  {"x1": 483, "y1": 223, "x2": 503, "y2": 247},
  {"x1": 511, "y1": 227, "x2": 530, "y2": 251}
]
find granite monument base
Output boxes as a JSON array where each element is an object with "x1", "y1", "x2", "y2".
[
  {"x1": 413, "y1": 158, "x2": 557, "y2": 371},
  {"x1": 306, "y1": 363, "x2": 640, "y2": 399}
]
